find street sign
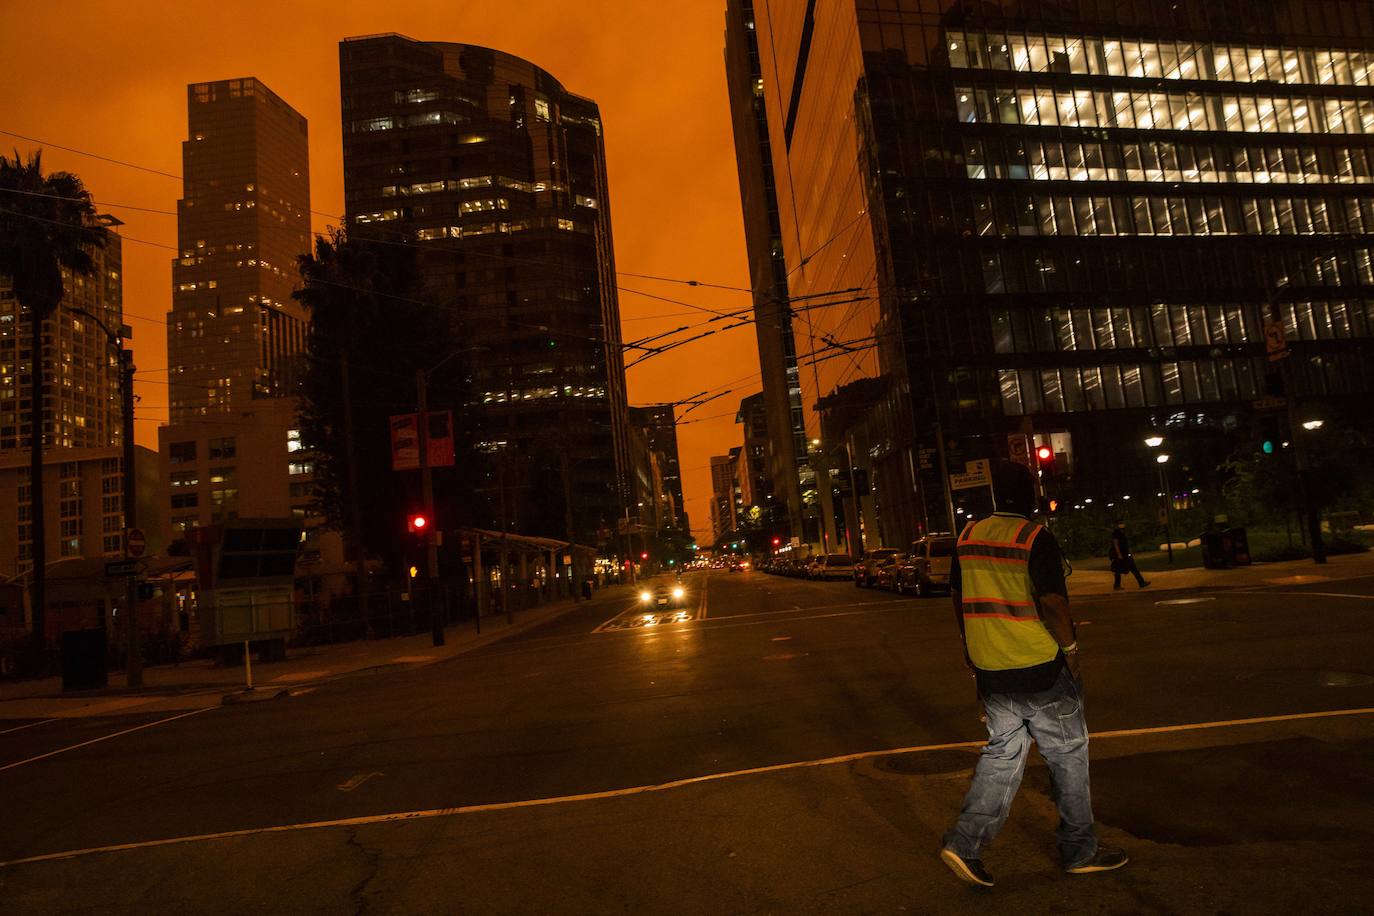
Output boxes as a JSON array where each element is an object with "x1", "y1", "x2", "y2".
[
  {"x1": 125, "y1": 527, "x2": 146, "y2": 558},
  {"x1": 424, "y1": 410, "x2": 456, "y2": 468},
  {"x1": 1007, "y1": 434, "x2": 1034, "y2": 471},
  {"x1": 105, "y1": 559, "x2": 140, "y2": 578},
  {"x1": 950, "y1": 459, "x2": 992, "y2": 491},
  {"x1": 389, "y1": 413, "x2": 421, "y2": 470},
  {"x1": 1264, "y1": 321, "x2": 1289, "y2": 362}
]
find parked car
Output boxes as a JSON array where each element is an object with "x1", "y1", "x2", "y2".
[
  {"x1": 816, "y1": 553, "x2": 856, "y2": 580},
  {"x1": 896, "y1": 535, "x2": 958, "y2": 596},
  {"x1": 854, "y1": 547, "x2": 903, "y2": 587},
  {"x1": 873, "y1": 554, "x2": 907, "y2": 591}
]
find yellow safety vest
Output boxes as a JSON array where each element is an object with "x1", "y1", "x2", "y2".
[{"x1": 957, "y1": 513, "x2": 1060, "y2": 672}]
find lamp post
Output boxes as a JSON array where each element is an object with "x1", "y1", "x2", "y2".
[{"x1": 1144, "y1": 436, "x2": 1173, "y2": 564}]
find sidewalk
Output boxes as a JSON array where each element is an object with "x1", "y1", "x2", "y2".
[
  {"x1": 1068, "y1": 548, "x2": 1374, "y2": 597},
  {"x1": 0, "y1": 587, "x2": 622, "y2": 720}
]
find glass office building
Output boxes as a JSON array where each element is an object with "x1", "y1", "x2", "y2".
[
  {"x1": 743, "y1": 0, "x2": 1374, "y2": 548},
  {"x1": 339, "y1": 35, "x2": 630, "y2": 544}
]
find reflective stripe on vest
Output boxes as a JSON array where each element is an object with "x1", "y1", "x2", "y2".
[{"x1": 957, "y1": 513, "x2": 1060, "y2": 672}]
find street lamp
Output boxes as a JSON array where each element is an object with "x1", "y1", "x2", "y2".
[{"x1": 1143, "y1": 436, "x2": 1173, "y2": 564}]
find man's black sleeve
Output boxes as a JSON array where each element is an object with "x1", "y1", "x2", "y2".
[
  {"x1": 1030, "y1": 528, "x2": 1068, "y2": 598},
  {"x1": 949, "y1": 551, "x2": 961, "y2": 592}
]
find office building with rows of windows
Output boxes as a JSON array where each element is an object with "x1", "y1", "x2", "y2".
[
  {"x1": 339, "y1": 34, "x2": 631, "y2": 545},
  {"x1": 737, "y1": 0, "x2": 1374, "y2": 550},
  {"x1": 158, "y1": 78, "x2": 318, "y2": 536}
]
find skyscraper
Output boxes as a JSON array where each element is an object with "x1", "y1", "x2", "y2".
[
  {"x1": 736, "y1": 1, "x2": 1374, "y2": 549},
  {"x1": 628, "y1": 405, "x2": 688, "y2": 532},
  {"x1": 159, "y1": 77, "x2": 313, "y2": 534},
  {"x1": 723, "y1": 0, "x2": 817, "y2": 548},
  {"x1": 339, "y1": 34, "x2": 630, "y2": 545}
]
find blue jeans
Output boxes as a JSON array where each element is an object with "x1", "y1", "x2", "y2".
[{"x1": 943, "y1": 668, "x2": 1097, "y2": 868}]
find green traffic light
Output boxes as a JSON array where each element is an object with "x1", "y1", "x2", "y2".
[{"x1": 1262, "y1": 440, "x2": 1275, "y2": 455}]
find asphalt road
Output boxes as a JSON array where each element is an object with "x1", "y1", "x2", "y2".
[{"x1": 2, "y1": 569, "x2": 1373, "y2": 914}]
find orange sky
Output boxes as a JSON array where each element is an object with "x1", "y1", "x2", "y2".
[{"x1": 0, "y1": 0, "x2": 758, "y2": 543}]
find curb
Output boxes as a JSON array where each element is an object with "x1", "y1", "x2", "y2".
[{"x1": 220, "y1": 687, "x2": 291, "y2": 705}]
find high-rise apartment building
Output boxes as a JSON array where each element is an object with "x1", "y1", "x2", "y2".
[
  {"x1": 339, "y1": 34, "x2": 630, "y2": 545},
  {"x1": 159, "y1": 77, "x2": 313, "y2": 534},
  {"x1": 1, "y1": 239, "x2": 124, "y2": 453},
  {"x1": 723, "y1": 0, "x2": 817, "y2": 547},
  {"x1": 737, "y1": 0, "x2": 1374, "y2": 549}
]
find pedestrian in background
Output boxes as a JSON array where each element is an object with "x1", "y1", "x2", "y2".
[
  {"x1": 939, "y1": 461, "x2": 1127, "y2": 888},
  {"x1": 1109, "y1": 522, "x2": 1150, "y2": 590}
]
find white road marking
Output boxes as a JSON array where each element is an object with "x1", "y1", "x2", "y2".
[
  {"x1": 6, "y1": 705, "x2": 1370, "y2": 868},
  {"x1": 696, "y1": 576, "x2": 709, "y2": 621},
  {"x1": 0, "y1": 707, "x2": 215, "y2": 773},
  {"x1": 0, "y1": 718, "x2": 58, "y2": 736},
  {"x1": 337, "y1": 772, "x2": 384, "y2": 792},
  {"x1": 1251, "y1": 591, "x2": 1374, "y2": 601}
]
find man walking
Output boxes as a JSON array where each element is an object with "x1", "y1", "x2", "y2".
[
  {"x1": 1109, "y1": 521, "x2": 1150, "y2": 590},
  {"x1": 939, "y1": 461, "x2": 1127, "y2": 887}
]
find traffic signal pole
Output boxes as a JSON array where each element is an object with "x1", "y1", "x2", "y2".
[{"x1": 416, "y1": 370, "x2": 445, "y2": 646}]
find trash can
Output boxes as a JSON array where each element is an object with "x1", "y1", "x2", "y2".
[
  {"x1": 1199, "y1": 531, "x2": 1229, "y2": 570},
  {"x1": 61, "y1": 627, "x2": 108, "y2": 691},
  {"x1": 1224, "y1": 527, "x2": 1251, "y2": 566}
]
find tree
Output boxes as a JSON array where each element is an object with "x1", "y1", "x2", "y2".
[
  {"x1": 0, "y1": 151, "x2": 108, "y2": 652},
  {"x1": 294, "y1": 229, "x2": 479, "y2": 582}
]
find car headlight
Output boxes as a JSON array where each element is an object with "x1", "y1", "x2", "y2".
[
  {"x1": 640, "y1": 590, "x2": 652, "y2": 602},
  {"x1": 672, "y1": 587, "x2": 685, "y2": 599}
]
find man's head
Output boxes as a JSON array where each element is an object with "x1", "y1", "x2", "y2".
[
  {"x1": 991, "y1": 460, "x2": 1037, "y2": 517},
  {"x1": 1117, "y1": 521, "x2": 1127, "y2": 530}
]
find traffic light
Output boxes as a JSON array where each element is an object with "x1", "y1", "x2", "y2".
[
  {"x1": 772, "y1": 536, "x2": 781, "y2": 547},
  {"x1": 640, "y1": 551, "x2": 648, "y2": 560},
  {"x1": 1259, "y1": 417, "x2": 1281, "y2": 456},
  {"x1": 1035, "y1": 444, "x2": 1057, "y2": 477},
  {"x1": 407, "y1": 512, "x2": 430, "y2": 534}
]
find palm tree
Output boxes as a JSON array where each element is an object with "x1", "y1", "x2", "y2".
[{"x1": 0, "y1": 150, "x2": 108, "y2": 654}]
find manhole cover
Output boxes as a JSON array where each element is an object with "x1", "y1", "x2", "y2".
[
  {"x1": 1156, "y1": 597, "x2": 1216, "y2": 606},
  {"x1": 875, "y1": 749, "x2": 978, "y2": 776}
]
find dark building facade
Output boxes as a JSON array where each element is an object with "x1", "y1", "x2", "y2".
[
  {"x1": 740, "y1": 0, "x2": 1374, "y2": 550},
  {"x1": 339, "y1": 34, "x2": 631, "y2": 545},
  {"x1": 724, "y1": 0, "x2": 819, "y2": 548}
]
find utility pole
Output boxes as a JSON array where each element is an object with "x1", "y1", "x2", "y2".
[
  {"x1": 416, "y1": 369, "x2": 444, "y2": 646},
  {"x1": 121, "y1": 347, "x2": 142, "y2": 687}
]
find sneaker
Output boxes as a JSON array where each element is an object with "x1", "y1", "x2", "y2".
[
  {"x1": 1112, "y1": 585, "x2": 1123, "y2": 591},
  {"x1": 1140, "y1": 581, "x2": 1151, "y2": 588},
  {"x1": 940, "y1": 848, "x2": 994, "y2": 887},
  {"x1": 1066, "y1": 845, "x2": 1129, "y2": 874}
]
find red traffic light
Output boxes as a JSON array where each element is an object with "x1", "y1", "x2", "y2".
[
  {"x1": 640, "y1": 552, "x2": 649, "y2": 560},
  {"x1": 407, "y1": 513, "x2": 429, "y2": 533},
  {"x1": 1036, "y1": 445, "x2": 1053, "y2": 462},
  {"x1": 772, "y1": 536, "x2": 781, "y2": 546}
]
